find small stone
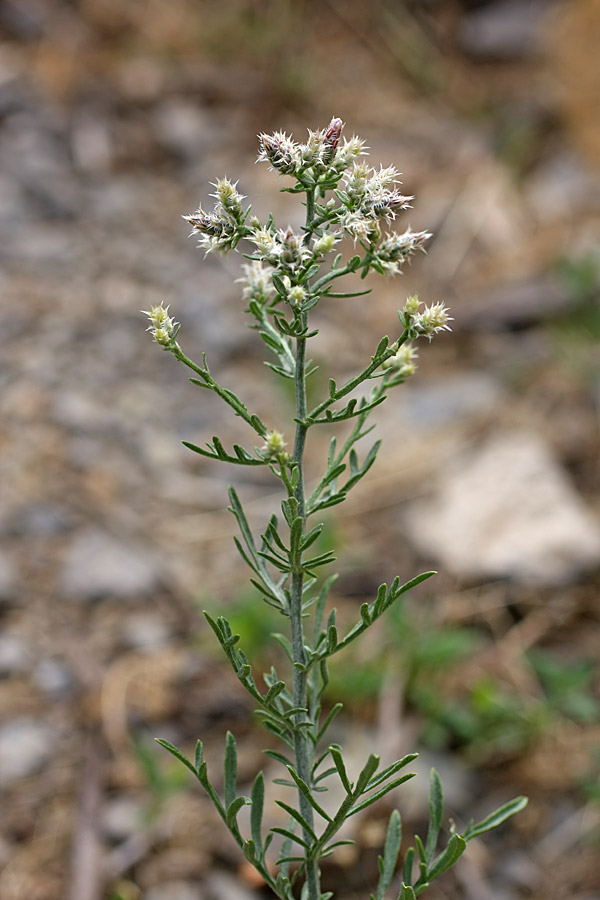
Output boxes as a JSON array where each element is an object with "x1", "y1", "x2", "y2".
[
  {"x1": 102, "y1": 797, "x2": 143, "y2": 843},
  {"x1": 204, "y1": 872, "x2": 256, "y2": 900},
  {"x1": 459, "y1": 0, "x2": 552, "y2": 60},
  {"x1": 0, "y1": 719, "x2": 56, "y2": 785},
  {"x1": 0, "y1": 551, "x2": 17, "y2": 600},
  {"x1": 122, "y1": 613, "x2": 172, "y2": 650},
  {"x1": 401, "y1": 372, "x2": 505, "y2": 429},
  {"x1": 0, "y1": 634, "x2": 30, "y2": 676},
  {"x1": 144, "y1": 884, "x2": 203, "y2": 900},
  {"x1": 406, "y1": 430, "x2": 600, "y2": 585},
  {"x1": 60, "y1": 527, "x2": 162, "y2": 600},
  {"x1": 33, "y1": 658, "x2": 75, "y2": 698}
]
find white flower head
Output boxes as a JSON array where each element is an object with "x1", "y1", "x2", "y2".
[
  {"x1": 142, "y1": 303, "x2": 179, "y2": 346},
  {"x1": 237, "y1": 260, "x2": 275, "y2": 303},
  {"x1": 413, "y1": 302, "x2": 453, "y2": 340}
]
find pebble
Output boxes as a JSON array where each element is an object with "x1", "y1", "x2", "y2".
[
  {"x1": 458, "y1": 0, "x2": 552, "y2": 60},
  {"x1": 60, "y1": 526, "x2": 162, "y2": 600},
  {"x1": 122, "y1": 613, "x2": 172, "y2": 650},
  {"x1": 102, "y1": 796, "x2": 144, "y2": 843},
  {"x1": 406, "y1": 430, "x2": 600, "y2": 585},
  {"x1": 0, "y1": 551, "x2": 17, "y2": 600},
  {"x1": 0, "y1": 634, "x2": 30, "y2": 676},
  {"x1": 32, "y1": 658, "x2": 75, "y2": 698},
  {"x1": 401, "y1": 372, "x2": 505, "y2": 429},
  {"x1": 0, "y1": 719, "x2": 56, "y2": 786},
  {"x1": 144, "y1": 884, "x2": 203, "y2": 900}
]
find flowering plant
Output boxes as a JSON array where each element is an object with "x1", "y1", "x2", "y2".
[{"x1": 145, "y1": 118, "x2": 526, "y2": 900}]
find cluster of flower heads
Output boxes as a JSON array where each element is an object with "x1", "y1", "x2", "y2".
[{"x1": 157, "y1": 117, "x2": 451, "y2": 363}]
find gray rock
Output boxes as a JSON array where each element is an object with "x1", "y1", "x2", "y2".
[
  {"x1": 459, "y1": 0, "x2": 553, "y2": 60},
  {"x1": 204, "y1": 872, "x2": 255, "y2": 900},
  {"x1": 401, "y1": 372, "x2": 505, "y2": 428},
  {"x1": 0, "y1": 634, "x2": 30, "y2": 676},
  {"x1": 33, "y1": 658, "x2": 75, "y2": 698},
  {"x1": 102, "y1": 797, "x2": 143, "y2": 842},
  {"x1": 145, "y1": 883, "x2": 203, "y2": 900},
  {"x1": 0, "y1": 551, "x2": 17, "y2": 600},
  {"x1": 122, "y1": 613, "x2": 172, "y2": 649},
  {"x1": 406, "y1": 430, "x2": 600, "y2": 585},
  {"x1": 60, "y1": 527, "x2": 162, "y2": 600},
  {"x1": 0, "y1": 719, "x2": 56, "y2": 785}
]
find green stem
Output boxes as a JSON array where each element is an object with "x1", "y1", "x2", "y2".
[{"x1": 289, "y1": 188, "x2": 321, "y2": 900}]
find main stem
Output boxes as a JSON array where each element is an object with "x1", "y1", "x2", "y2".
[{"x1": 289, "y1": 187, "x2": 321, "y2": 900}]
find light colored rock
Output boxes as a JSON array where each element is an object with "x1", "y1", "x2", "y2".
[
  {"x1": 401, "y1": 372, "x2": 505, "y2": 429},
  {"x1": 0, "y1": 720, "x2": 56, "y2": 785},
  {"x1": 60, "y1": 527, "x2": 162, "y2": 600},
  {"x1": 459, "y1": 0, "x2": 551, "y2": 60},
  {"x1": 144, "y1": 883, "x2": 203, "y2": 900},
  {"x1": 406, "y1": 430, "x2": 600, "y2": 585},
  {"x1": 102, "y1": 797, "x2": 143, "y2": 842},
  {"x1": 122, "y1": 613, "x2": 172, "y2": 649},
  {"x1": 0, "y1": 551, "x2": 17, "y2": 600},
  {"x1": 0, "y1": 635, "x2": 30, "y2": 676}
]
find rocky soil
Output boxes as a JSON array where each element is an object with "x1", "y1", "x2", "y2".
[{"x1": 1, "y1": 2, "x2": 599, "y2": 899}]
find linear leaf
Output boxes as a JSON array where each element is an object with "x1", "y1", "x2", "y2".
[
  {"x1": 154, "y1": 739, "x2": 198, "y2": 778},
  {"x1": 425, "y1": 769, "x2": 443, "y2": 862},
  {"x1": 226, "y1": 795, "x2": 250, "y2": 830},
  {"x1": 224, "y1": 731, "x2": 237, "y2": 809},
  {"x1": 274, "y1": 801, "x2": 318, "y2": 841},
  {"x1": 349, "y1": 774, "x2": 415, "y2": 816},
  {"x1": 376, "y1": 809, "x2": 402, "y2": 900},
  {"x1": 462, "y1": 796, "x2": 528, "y2": 841},
  {"x1": 271, "y1": 827, "x2": 310, "y2": 850},
  {"x1": 427, "y1": 833, "x2": 467, "y2": 879},
  {"x1": 329, "y1": 744, "x2": 352, "y2": 794},
  {"x1": 250, "y1": 771, "x2": 265, "y2": 854}
]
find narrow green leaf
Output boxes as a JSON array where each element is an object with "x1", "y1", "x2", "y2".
[
  {"x1": 427, "y1": 833, "x2": 467, "y2": 879},
  {"x1": 462, "y1": 796, "x2": 528, "y2": 841},
  {"x1": 224, "y1": 731, "x2": 237, "y2": 809},
  {"x1": 374, "y1": 335, "x2": 389, "y2": 359},
  {"x1": 274, "y1": 801, "x2": 318, "y2": 841},
  {"x1": 376, "y1": 809, "x2": 402, "y2": 900},
  {"x1": 317, "y1": 702, "x2": 343, "y2": 742},
  {"x1": 286, "y1": 767, "x2": 333, "y2": 821},
  {"x1": 154, "y1": 739, "x2": 198, "y2": 778},
  {"x1": 194, "y1": 740, "x2": 203, "y2": 772},
  {"x1": 226, "y1": 796, "x2": 250, "y2": 830},
  {"x1": 263, "y1": 749, "x2": 293, "y2": 768},
  {"x1": 264, "y1": 680, "x2": 286, "y2": 706},
  {"x1": 349, "y1": 774, "x2": 415, "y2": 816},
  {"x1": 329, "y1": 744, "x2": 352, "y2": 794},
  {"x1": 354, "y1": 753, "x2": 380, "y2": 795},
  {"x1": 366, "y1": 755, "x2": 419, "y2": 792},
  {"x1": 398, "y1": 885, "x2": 417, "y2": 900},
  {"x1": 425, "y1": 769, "x2": 443, "y2": 862},
  {"x1": 271, "y1": 827, "x2": 310, "y2": 850},
  {"x1": 403, "y1": 847, "x2": 414, "y2": 884},
  {"x1": 250, "y1": 771, "x2": 265, "y2": 854}
]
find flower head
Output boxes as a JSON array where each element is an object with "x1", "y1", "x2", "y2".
[
  {"x1": 143, "y1": 304, "x2": 179, "y2": 347},
  {"x1": 383, "y1": 342, "x2": 418, "y2": 376},
  {"x1": 236, "y1": 260, "x2": 275, "y2": 304},
  {"x1": 262, "y1": 429, "x2": 289, "y2": 461},
  {"x1": 412, "y1": 302, "x2": 453, "y2": 340},
  {"x1": 257, "y1": 131, "x2": 302, "y2": 175}
]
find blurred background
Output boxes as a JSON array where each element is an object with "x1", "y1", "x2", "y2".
[{"x1": 1, "y1": 1, "x2": 599, "y2": 899}]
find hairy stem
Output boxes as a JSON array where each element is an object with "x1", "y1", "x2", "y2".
[{"x1": 289, "y1": 188, "x2": 321, "y2": 900}]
